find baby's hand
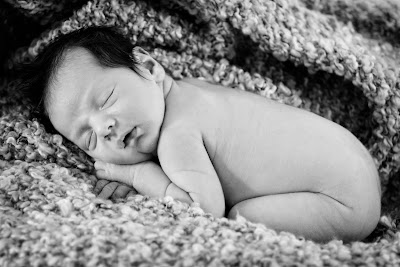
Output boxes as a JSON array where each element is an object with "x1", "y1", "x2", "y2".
[
  {"x1": 94, "y1": 161, "x2": 136, "y2": 186},
  {"x1": 93, "y1": 179, "x2": 138, "y2": 200},
  {"x1": 94, "y1": 160, "x2": 173, "y2": 198}
]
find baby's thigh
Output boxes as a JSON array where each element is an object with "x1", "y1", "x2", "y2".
[{"x1": 227, "y1": 192, "x2": 379, "y2": 242}]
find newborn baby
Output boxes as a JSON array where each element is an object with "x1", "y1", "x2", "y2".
[{"x1": 22, "y1": 26, "x2": 381, "y2": 242}]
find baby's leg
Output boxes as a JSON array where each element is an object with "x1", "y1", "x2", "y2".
[{"x1": 227, "y1": 192, "x2": 378, "y2": 243}]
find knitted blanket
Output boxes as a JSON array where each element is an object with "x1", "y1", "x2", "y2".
[{"x1": 2, "y1": 0, "x2": 400, "y2": 265}]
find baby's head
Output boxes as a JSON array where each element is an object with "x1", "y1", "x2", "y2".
[{"x1": 20, "y1": 26, "x2": 172, "y2": 164}]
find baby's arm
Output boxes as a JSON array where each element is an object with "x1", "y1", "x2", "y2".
[
  {"x1": 157, "y1": 128, "x2": 225, "y2": 218},
  {"x1": 94, "y1": 161, "x2": 193, "y2": 204},
  {"x1": 95, "y1": 129, "x2": 225, "y2": 218}
]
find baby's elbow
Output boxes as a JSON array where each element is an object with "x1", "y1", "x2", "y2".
[
  {"x1": 213, "y1": 204, "x2": 226, "y2": 218},
  {"x1": 205, "y1": 199, "x2": 226, "y2": 218},
  {"x1": 190, "y1": 192, "x2": 225, "y2": 218},
  {"x1": 212, "y1": 207, "x2": 225, "y2": 218}
]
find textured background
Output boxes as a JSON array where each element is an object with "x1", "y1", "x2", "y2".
[{"x1": 2, "y1": 0, "x2": 400, "y2": 265}]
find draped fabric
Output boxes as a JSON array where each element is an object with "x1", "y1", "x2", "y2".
[{"x1": 1, "y1": 0, "x2": 400, "y2": 265}]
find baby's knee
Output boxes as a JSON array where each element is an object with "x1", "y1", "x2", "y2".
[
  {"x1": 350, "y1": 195, "x2": 381, "y2": 241},
  {"x1": 348, "y1": 180, "x2": 381, "y2": 241},
  {"x1": 339, "y1": 207, "x2": 380, "y2": 242},
  {"x1": 326, "y1": 168, "x2": 381, "y2": 241},
  {"x1": 333, "y1": 191, "x2": 381, "y2": 242}
]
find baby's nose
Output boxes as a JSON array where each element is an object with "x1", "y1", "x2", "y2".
[{"x1": 96, "y1": 117, "x2": 117, "y2": 139}]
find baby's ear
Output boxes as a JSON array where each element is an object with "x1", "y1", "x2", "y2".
[{"x1": 132, "y1": 46, "x2": 165, "y2": 83}]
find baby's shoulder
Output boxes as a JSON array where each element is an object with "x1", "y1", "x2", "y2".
[
  {"x1": 157, "y1": 116, "x2": 203, "y2": 163},
  {"x1": 159, "y1": 78, "x2": 224, "y2": 156},
  {"x1": 163, "y1": 79, "x2": 218, "y2": 128},
  {"x1": 160, "y1": 83, "x2": 201, "y2": 140}
]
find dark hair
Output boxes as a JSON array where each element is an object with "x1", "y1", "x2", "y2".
[{"x1": 17, "y1": 26, "x2": 141, "y2": 131}]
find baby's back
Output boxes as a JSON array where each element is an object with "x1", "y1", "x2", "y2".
[{"x1": 168, "y1": 78, "x2": 380, "y2": 211}]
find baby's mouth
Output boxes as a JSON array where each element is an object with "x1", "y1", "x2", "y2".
[{"x1": 122, "y1": 127, "x2": 137, "y2": 148}]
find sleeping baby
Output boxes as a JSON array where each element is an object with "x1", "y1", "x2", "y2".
[{"x1": 21, "y1": 26, "x2": 381, "y2": 243}]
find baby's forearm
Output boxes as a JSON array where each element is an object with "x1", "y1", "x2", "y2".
[{"x1": 132, "y1": 161, "x2": 193, "y2": 204}]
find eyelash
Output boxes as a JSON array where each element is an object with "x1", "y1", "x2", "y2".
[
  {"x1": 101, "y1": 88, "x2": 115, "y2": 109},
  {"x1": 87, "y1": 130, "x2": 94, "y2": 150}
]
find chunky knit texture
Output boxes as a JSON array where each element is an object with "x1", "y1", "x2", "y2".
[{"x1": 2, "y1": 0, "x2": 400, "y2": 265}]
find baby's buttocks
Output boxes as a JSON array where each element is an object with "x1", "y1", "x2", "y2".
[{"x1": 174, "y1": 78, "x2": 380, "y2": 212}]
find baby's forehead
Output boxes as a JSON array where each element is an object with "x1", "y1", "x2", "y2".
[
  {"x1": 48, "y1": 48, "x2": 100, "y2": 104},
  {"x1": 51, "y1": 47, "x2": 103, "y2": 90},
  {"x1": 58, "y1": 47, "x2": 100, "y2": 74}
]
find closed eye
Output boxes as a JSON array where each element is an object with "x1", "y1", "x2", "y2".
[
  {"x1": 101, "y1": 87, "x2": 115, "y2": 109},
  {"x1": 86, "y1": 130, "x2": 95, "y2": 150}
]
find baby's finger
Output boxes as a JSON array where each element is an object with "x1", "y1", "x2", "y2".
[
  {"x1": 94, "y1": 161, "x2": 116, "y2": 180},
  {"x1": 97, "y1": 181, "x2": 120, "y2": 199},
  {"x1": 95, "y1": 161, "x2": 133, "y2": 185},
  {"x1": 95, "y1": 169, "x2": 108, "y2": 180},
  {"x1": 94, "y1": 161, "x2": 103, "y2": 169},
  {"x1": 111, "y1": 185, "x2": 132, "y2": 200},
  {"x1": 126, "y1": 190, "x2": 138, "y2": 198},
  {"x1": 94, "y1": 179, "x2": 110, "y2": 195}
]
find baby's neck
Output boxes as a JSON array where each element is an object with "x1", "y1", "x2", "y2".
[
  {"x1": 152, "y1": 75, "x2": 177, "y2": 160},
  {"x1": 161, "y1": 75, "x2": 174, "y2": 100}
]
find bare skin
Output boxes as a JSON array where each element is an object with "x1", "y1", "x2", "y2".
[{"x1": 48, "y1": 46, "x2": 381, "y2": 243}]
